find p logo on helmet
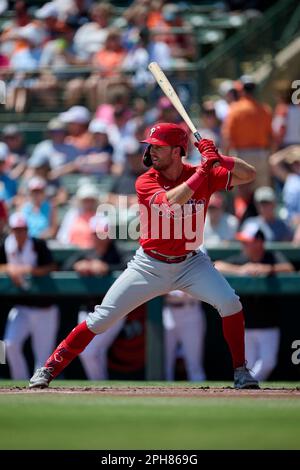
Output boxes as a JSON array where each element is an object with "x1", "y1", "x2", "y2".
[{"x1": 141, "y1": 123, "x2": 188, "y2": 167}]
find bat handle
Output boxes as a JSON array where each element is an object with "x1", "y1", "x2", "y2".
[{"x1": 193, "y1": 131, "x2": 202, "y2": 142}]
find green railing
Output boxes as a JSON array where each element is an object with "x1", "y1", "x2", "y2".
[
  {"x1": 0, "y1": 272, "x2": 164, "y2": 380},
  {"x1": 0, "y1": 271, "x2": 299, "y2": 379}
]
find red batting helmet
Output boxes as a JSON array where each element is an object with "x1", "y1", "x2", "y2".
[{"x1": 141, "y1": 123, "x2": 188, "y2": 167}]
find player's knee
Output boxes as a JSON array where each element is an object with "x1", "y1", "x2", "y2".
[
  {"x1": 86, "y1": 306, "x2": 115, "y2": 334},
  {"x1": 217, "y1": 293, "x2": 242, "y2": 317},
  {"x1": 261, "y1": 356, "x2": 277, "y2": 375},
  {"x1": 80, "y1": 346, "x2": 96, "y2": 360}
]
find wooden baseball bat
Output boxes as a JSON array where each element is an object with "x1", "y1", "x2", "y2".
[{"x1": 148, "y1": 62, "x2": 202, "y2": 142}]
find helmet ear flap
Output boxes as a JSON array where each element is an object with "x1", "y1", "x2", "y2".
[{"x1": 143, "y1": 145, "x2": 152, "y2": 167}]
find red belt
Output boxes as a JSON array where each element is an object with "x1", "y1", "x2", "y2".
[{"x1": 144, "y1": 250, "x2": 197, "y2": 264}]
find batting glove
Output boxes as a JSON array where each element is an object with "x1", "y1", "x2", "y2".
[
  {"x1": 194, "y1": 139, "x2": 235, "y2": 171},
  {"x1": 194, "y1": 139, "x2": 220, "y2": 160},
  {"x1": 186, "y1": 155, "x2": 220, "y2": 192},
  {"x1": 218, "y1": 153, "x2": 235, "y2": 171}
]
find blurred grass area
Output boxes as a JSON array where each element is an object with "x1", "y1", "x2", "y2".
[{"x1": 0, "y1": 382, "x2": 300, "y2": 449}]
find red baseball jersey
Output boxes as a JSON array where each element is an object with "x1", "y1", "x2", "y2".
[{"x1": 136, "y1": 163, "x2": 231, "y2": 255}]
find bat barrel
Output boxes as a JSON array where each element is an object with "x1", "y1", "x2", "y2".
[{"x1": 193, "y1": 131, "x2": 202, "y2": 142}]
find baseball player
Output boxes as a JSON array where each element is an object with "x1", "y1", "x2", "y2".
[{"x1": 29, "y1": 123, "x2": 259, "y2": 389}]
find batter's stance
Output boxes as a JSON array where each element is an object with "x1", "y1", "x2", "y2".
[{"x1": 30, "y1": 123, "x2": 259, "y2": 389}]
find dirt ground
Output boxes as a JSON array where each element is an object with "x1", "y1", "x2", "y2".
[{"x1": 0, "y1": 386, "x2": 300, "y2": 398}]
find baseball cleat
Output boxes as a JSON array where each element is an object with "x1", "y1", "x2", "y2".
[
  {"x1": 234, "y1": 365, "x2": 260, "y2": 389},
  {"x1": 29, "y1": 367, "x2": 53, "y2": 389}
]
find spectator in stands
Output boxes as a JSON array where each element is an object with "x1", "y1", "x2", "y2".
[
  {"x1": 77, "y1": 119, "x2": 113, "y2": 176},
  {"x1": 1, "y1": 212, "x2": 59, "y2": 379},
  {"x1": 0, "y1": 46, "x2": 9, "y2": 69},
  {"x1": 293, "y1": 223, "x2": 300, "y2": 245},
  {"x1": 215, "y1": 225, "x2": 294, "y2": 381},
  {"x1": 203, "y1": 192, "x2": 239, "y2": 246},
  {"x1": 5, "y1": 24, "x2": 56, "y2": 112},
  {"x1": 139, "y1": 26, "x2": 171, "y2": 70},
  {"x1": 198, "y1": 101, "x2": 221, "y2": 146},
  {"x1": 60, "y1": 105, "x2": 93, "y2": 152},
  {"x1": 108, "y1": 138, "x2": 145, "y2": 207},
  {"x1": 30, "y1": 118, "x2": 80, "y2": 174},
  {"x1": 121, "y1": 21, "x2": 152, "y2": 92},
  {"x1": 0, "y1": 143, "x2": 17, "y2": 206},
  {"x1": 222, "y1": 75, "x2": 273, "y2": 188},
  {"x1": 233, "y1": 184, "x2": 258, "y2": 226},
  {"x1": 20, "y1": 176, "x2": 58, "y2": 240},
  {"x1": 39, "y1": 13, "x2": 85, "y2": 86},
  {"x1": 0, "y1": 200, "x2": 8, "y2": 242},
  {"x1": 124, "y1": 99, "x2": 148, "y2": 138},
  {"x1": 189, "y1": 101, "x2": 221, "y2": 163},
  {"x1": 163, "y1": 290, "x2": 206, "y2": 381},
  {"x1": 1, "y1": 124, "x2": 28, "y2": 179},
  {"x1": 34, "y1": 2, "x2": 62, "y2": 41},
  {"x1": 147, "y1": 0, "x2": 165, "y2": 29},
  {"x1": 215, "y1": 79, "x2": 240, "y2": 122},
  {"x1": 241, "y1": 186, "x2": 293, "y2": 241},
  {"x1": 147, "y1": 96, "x2": 186, "y2": 129},
  {"x1": 95, "y1": 84, "x2": 131, "y2": 125},
  {"x1": 106, "y1": 106, "x2": 135, "y2": 174},
  {"x1": 0, "y1": 0, "x2": 7, "y2": 14},
  {"x1": 269, "y1": 146, "x2": 300, "y2": 228},
  {"x1": 56, "y1": 183, "x2": 98, "y2": 248},
  {"x1": 154, "y1": 3, "x2": 196, "y2": 61},
  {"x1": 3, "y1": 1, "x2": 30, "y2": 30},
  {"x1": 63, "y1": 214, "x2": 125, "y2": 380}
]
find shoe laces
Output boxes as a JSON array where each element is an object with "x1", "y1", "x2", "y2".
[{"x1": 244, "y1": 361, "x2": 255, "y2": 376}]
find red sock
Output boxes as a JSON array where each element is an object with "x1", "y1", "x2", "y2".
[
  {"x1": 45, "y1": 321, "x2": 95, "y2": 379},
  {"x1": 222, "y1": 310, "x2": 245, "y2": 369}
]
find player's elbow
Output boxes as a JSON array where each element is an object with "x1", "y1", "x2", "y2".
[{"x1": 245, "y1": 165, "x2": 256, "y2": 183}]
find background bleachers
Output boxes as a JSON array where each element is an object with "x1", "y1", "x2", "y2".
[{"x1": 1, "y1": 0, "x2": 300, "y2": 382}]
